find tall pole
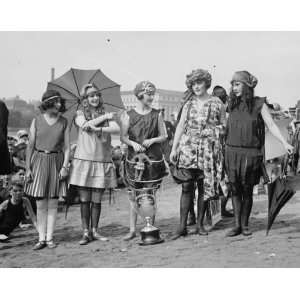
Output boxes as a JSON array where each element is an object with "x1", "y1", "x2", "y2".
[{"x1": 51, "y1": 67, "x2": 55, "y2": 81}]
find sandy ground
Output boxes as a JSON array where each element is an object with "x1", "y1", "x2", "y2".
[{"x1": 1, "y1": 176, "x2": 300, "y2": 268}]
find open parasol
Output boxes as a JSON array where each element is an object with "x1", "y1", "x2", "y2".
[
  {"x1": 47, "y1": 68, "x2": 125, "y2": 217},
  {"x1": 47, "y1": 68, "x2": 125, "y2": 141}
]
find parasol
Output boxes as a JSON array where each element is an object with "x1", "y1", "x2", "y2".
[
  {"x1": 47, "y1": 68, "x2": 125, "y2": 141},
  {"x1": 266, "y1": 158, "x2": 296, "y2": 235},
  {"x1": 47, "y1": 68, "x2": 125, "y2": 217}
]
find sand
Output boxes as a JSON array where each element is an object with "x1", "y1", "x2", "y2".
[{"x1": 1, "y1": 176, "x2": 300, "y2": 268}]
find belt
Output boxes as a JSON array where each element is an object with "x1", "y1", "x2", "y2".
[
  {"x1": 35, "y1": 149, "x2": 60, "y2": 154},
  {"x1": 226, "y1": 144, "x2": 261, "y2": 150}
]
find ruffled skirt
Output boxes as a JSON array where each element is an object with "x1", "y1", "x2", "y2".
[
  {"x1": 69, "y1": 158, "x2": 117, "y2": 189},
  {"x1": 225, "y1": 146, "x2": 263, "y2": 185}
]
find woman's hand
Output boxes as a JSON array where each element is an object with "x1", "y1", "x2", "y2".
[
  {"x1": 82, "y1": 121, "x2": 101, "y2": 132},
  {"x1": 170, "y1": 149, "x2": 178, "y2": 164},
  {"x1": 105, "y1": 112, "x2": 116, "y2": 120},
  {"x1": 88, "y1": 124, "x2": 101, "y2": 132},
  {"x1": 82, "y1": 121, "x2": 92, "y2": 132},
  {"x1": 59, "y1": 167, "x2": 69, "y2": 180},
  {"x1": 25, "y1": 169, "x2": 33, "y2": 183},
  {"x1": 131, "y1": 141, "x2": 145, "y2": 153},
  {"x1": 283, "y1": 142, "x2": 294, "y2": 155},
  {"x1": 142, "y1": 139, "x2": 154, "y2": 148}
]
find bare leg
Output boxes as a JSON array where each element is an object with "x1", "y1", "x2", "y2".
[{"x1": 123, "y1": 191, "x2": 137, "y2": 241}]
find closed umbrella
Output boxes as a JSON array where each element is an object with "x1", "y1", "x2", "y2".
[{"x1": 266, "y1": 158, "x2": 296, "y2": 235}]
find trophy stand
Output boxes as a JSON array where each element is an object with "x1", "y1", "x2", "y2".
[
  {"x1": 125, "y1": 153, "x2": 165, "y2": 246},
  {"x1": 133, "y1": 187, "x2": 164, "y2": 246}
]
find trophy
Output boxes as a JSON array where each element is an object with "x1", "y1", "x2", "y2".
[
  {"x1": 132, "y1": 187, "x2": 164, "y2": 245},
  {"x1": 125, "y1": 153, "x2": 165, "y2": 245}
]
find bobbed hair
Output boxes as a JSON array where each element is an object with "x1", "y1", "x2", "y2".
[{"x1": 39, "y1": 90, "x2": 66, "y2": 113}]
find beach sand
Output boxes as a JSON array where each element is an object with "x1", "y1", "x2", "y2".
[{"x1": 1, "y1": 176, "x2": 300, "y2": 268}]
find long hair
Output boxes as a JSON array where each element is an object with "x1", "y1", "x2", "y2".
[
  {"x1": 79, "y1": 83, "x2": 105, "y2": 121},
  {"x1": 229, "y1": 83, "x2": 255, "y2": 113}
]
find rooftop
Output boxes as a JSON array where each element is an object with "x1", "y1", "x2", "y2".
[{"x1": 121, "y1": 88, "x2": 184, "y2": 96}]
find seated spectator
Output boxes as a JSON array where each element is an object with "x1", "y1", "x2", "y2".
[
  {"x1": 0, "y1": 180, "x2": 36, "y2": 241},
  {"x1": 16, "y1": 130, "x2": 29, "y2": 146},
  {"x1": 112, "y1": 146, "x2": 125, "y2": 188},
  {"x1": 0, "y1": 177, "x2": 10, "y2": 204},
  {"x1": 12, "y1": 143, "x2": 27, "y2": 170}
]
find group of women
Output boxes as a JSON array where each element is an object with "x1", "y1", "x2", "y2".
[{"x1": 24, "y1": 69, "x2": 293, "y2": 250}]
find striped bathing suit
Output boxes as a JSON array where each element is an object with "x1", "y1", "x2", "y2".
[{"x1": 25, "y1": 114, "x2": 67, "y2": 199}]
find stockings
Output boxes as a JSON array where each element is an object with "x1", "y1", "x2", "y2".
[
  {"x1": 78, "y1": 189, "x2": 104, "y2": 232},
  {"x1": 179, "y1": 179, "x2": 206, "y2": 232},
  {"x1": 36, "y1": 198, "x2": 58, "y2": 242},
  {"x1": 91, "y1": 203, "x2": 101, "y2": 229},
  {"x1": 178, "y1": 181, "x2": 194, "y2": 232},
  {"x1": 196, "y1": 179, "x2": 208, "y2": 230},
  {"x1": 230, "y1": 183, "x2": 254, "y2": 229},
  {"x1": 241, "y1": 185, "x2": 253, "y2": 228},
  {"x1": 80, "y1": 202, "x2": 90, "y2": 231}
]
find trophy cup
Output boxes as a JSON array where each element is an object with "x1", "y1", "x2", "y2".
[
  {"x1": 132, "y1": 187, "x2": 164, "y2": 246},
  {"x1": 125, "y1": 153, "x2": 164, "y2": 246}
]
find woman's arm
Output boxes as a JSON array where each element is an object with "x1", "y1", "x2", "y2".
[
  {"x1": 102, "y1": 121, "x2": 120, "y2": 134},
  {"x1": 217, "y1": 101, "x2": 227, "y2": 136},
  {"x1": 62, "y1": 124, "x2": 70, "y2": 169},
  {"x1": 142, "y1": 113, "x2": 168, "y2": 148},
  {"x1": 26, "y1": 119, "x2": 36, "y2": 171},
  {"x1": 261, "y1": 103, "x2": 293, "y2": 153},
  {"x1": 59, "y1": 123, "x2": 70, "y2": 180},
  {"x1": 88, "y1": 112, "x2": 115, "y2": 127},
  {"x1": 171, "y1": 103, "x2": 188, "y2": 152}
]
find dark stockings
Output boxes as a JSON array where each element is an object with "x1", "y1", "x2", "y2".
[
  {"x1": 187, "y1": 185, "x2": 196, "y2": 225},
  {"x1": 91, "y1": 203, "x2": 101, "y2": 229},
  {"x1": 78, "y1": 189, "x2": 104, "y2": 232},
  {"x1": 241, "y1": 184, "x2": 254, "y2": 228},
  {"x1": 228, "y1": 183, "x2": 254, "y2": 236},
  {"x1": 80, "y1": 202, "x2": 90, "y2": 231},
  {"x1": 196, "y1": 179, "x2": 208, "y2": 233},
  {"x1": 178, "y1": 181, "x2": 194, "y2": 233},
  {"x1": 178, "y1": 179, "x2": 206, "y2": 233},
  {"x1": 231, "y1": 189, "x2": 242, "y2": 229}
]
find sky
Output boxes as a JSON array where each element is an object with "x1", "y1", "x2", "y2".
[{"x1": 1, "y1": 31, "x2": 300, "y2": 108}]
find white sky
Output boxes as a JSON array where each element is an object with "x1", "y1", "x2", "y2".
[{"x1": 1, "y1": 31, "x2": 300, "y2": 108}]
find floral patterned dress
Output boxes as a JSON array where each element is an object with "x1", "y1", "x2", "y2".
[{"x1": 178, "y1": 95, "x2": 226, "y2": 201}]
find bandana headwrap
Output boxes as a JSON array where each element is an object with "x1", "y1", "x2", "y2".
[
  {"x1": 231, "y1": 71, "x2": 258, "y2": 88},
  {"x1": 134, "y1": 81, "x2": 156, "y2": 99}
]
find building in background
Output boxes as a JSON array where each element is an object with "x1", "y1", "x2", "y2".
[
  {"x1": 289, "y1": 100, "x2": 300, "y2": 120},
  {"x1": 121, "y1": 89, "x2": 184, "y2": 120}
]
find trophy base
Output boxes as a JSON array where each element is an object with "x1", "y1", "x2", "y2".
[
  {"x1": 139, "y1": 238, "x2": 164, "y2": 246},
  {"x1": 139, "y1": 226, "x2": 164, "y2": 246}
]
